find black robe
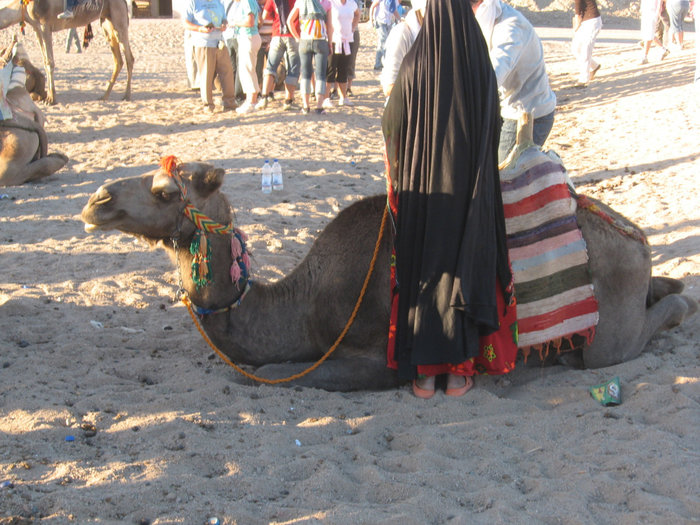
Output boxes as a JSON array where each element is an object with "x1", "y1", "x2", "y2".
[{"x1": 382, "y1": 0, "x2": 512, "y2": 380}]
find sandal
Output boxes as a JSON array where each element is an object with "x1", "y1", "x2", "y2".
[
  {"x1": 445, "y1": 376, "x2": 474, "y2": 397},
  {"x1": 412, "y1": 378, "x2": 435, "y2": 399}
]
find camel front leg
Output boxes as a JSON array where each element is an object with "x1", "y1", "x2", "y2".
[
  {"x1": 239, "y1": 357, "x2": 401, "y2": 392},
  {"x1": 0, "y1": 153, "x2": 67, "y2": 187},
  {"x1": 21, "y1": 153, "x2": 69, "y2": 182},
  {"x1": 33, "y1": 26, "x2": 57, "y2": 105}
]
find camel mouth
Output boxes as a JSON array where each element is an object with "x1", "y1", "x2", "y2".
[{"x1": 83, "y1": 223, "x2": 100, "y2": 233}]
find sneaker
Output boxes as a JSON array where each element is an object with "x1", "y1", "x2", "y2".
[
  {"x1": 301, "y1": 106, "x2": 310, "y2": 114},
  {"x1": 322, "y1": 98, "x2": 333, "y2": 109},
  {"x1": 254, "y1": 97, "x2": 268, "y2": 110},
  {"x1": 329, "y1": 89, "x2": 338, "y2": 100},
  {"x1": 314, "y1": 108, "x2": 325, "y2": 115},
  {"x1": 660, "y1": 47, "x2": 670, "y2": 60},
  {"x1": 338, "y1": 98, "x2": 354, "y2": 107},
  {"x1": 640, "y1": 56, "x2": 648, "y2": 65},
  {"x1": 346, "y1": 87, "x2": 353, "y2": 97},
  {"x1": 58, "y1": 9, "x2": 73, "y2": 18},
  {"x1": 236, "y1": 103, "x2": 254, "y2": 114},
  {"x1": 283, "y1": 99, "x2": 296, "y2": 111}
]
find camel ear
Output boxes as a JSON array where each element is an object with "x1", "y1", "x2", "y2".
[
  {"x1": 192, "y1": 167, "x2": 225, "y2": 197},
  {"x1": 151, "y1": 168, "x2": 179, "y2": 194}
]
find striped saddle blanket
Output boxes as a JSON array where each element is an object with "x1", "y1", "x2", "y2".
[{"x1": 500, "y1": 147, "x2": 598, "y2": 356}]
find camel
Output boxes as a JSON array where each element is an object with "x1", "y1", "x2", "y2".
[
  {"x1": 0, "y1": 0, "x2": 134, "y2": 104},
  {"x1": 0, "y1": 39, "x2": 67, "y2": 186},
  {"x1": 80, "y1": 157, "x2": 698, "y2": 391}
]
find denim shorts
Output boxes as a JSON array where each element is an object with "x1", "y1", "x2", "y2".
[{"x1": 266, "y1": 35, "x2": 300, "y2": 85}]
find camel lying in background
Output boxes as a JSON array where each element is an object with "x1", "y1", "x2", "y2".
[
  {"x1": 0, "y1": 41, "x2": 67, "y2": 186},
  {"x1": 0, "y1": 0, "x2": 134, "y2": 104},
  {"x1": 80, "y1": 159, "x2": 697, "y2": 391}
]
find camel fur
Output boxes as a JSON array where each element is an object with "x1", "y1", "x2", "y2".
[
  {"x1": 0, "y1": 0, "x2": 134, "y2": 104},
  {"x1": 80, "y1": 161, "x2": 698, "y2": 391}
]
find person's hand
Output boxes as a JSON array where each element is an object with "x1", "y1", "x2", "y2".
[{"x1": 572, "y1": 14, "x2": 581, "y2": 32}]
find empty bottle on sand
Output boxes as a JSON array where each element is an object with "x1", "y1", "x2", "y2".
[
  {"x1": 272, "y1": 159, "x2": 283, "y2": 191},
  {"x1": 261, "y1": 160, "x2": 272, "y2": 194}
]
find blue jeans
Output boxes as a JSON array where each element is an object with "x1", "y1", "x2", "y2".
[
  {"x1": 374, "y1": 23, "x2": 392, "y2": 69},
  {"x1": 498, "y1": 111, "x2": 555, "y2": 163},
  {"x1": 299, "y1": 39, "x2": 329, "y2": 96},
  {"x1": 266, "y1": 35, "x2": 300, "y2": 86}
]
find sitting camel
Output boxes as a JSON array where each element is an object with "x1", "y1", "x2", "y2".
[
  {"x1": 0, "y1": 0, "x2": 134, "y2": 104},
  {"x1": 81, "y1": 156, "x2": 698, "y2": 391},
  {"x1": 0, "y1": 41, "x2": 68, "y2": 186}
]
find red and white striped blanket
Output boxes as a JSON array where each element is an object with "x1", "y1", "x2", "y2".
[{"x1": 500, "y1": 148, "x2": 598, "y2": 356}]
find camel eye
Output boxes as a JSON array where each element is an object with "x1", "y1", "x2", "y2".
[{"x1": 155, "y1": 191, "x2": 178, "y2": 202}]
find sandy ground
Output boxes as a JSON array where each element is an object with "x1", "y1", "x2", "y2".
[{"x1": 0, "y1": 13, "x2": 699, "y2": 525}]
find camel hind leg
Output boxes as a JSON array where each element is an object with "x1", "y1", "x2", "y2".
[{"x1": 100, "y1": 19, "x2": 134, "y2": 101}]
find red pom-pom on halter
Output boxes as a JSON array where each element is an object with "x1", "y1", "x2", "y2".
[{"x1": 160, "y1": 155, "x2": 179, "y2": 177}]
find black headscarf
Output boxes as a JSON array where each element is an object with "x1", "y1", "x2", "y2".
[{"x1": 382, "y1": 0, "x2": 511, "y2": 380}]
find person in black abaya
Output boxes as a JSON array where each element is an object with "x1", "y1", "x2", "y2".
[{"x1": 382, "y1": 0, "x2": 517, "y2": 398}]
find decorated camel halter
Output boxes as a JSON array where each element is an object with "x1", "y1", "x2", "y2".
[{"x1": 160, "y1": 155, "x2": 250, "y2": 295}]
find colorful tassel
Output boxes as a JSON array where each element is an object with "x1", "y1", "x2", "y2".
[
  {"x1": 231, "y1": 237, "x2": 242, "y2": 258},
  {"x1": 189, "y1": 231, "x2": 212, "y2": 289}
]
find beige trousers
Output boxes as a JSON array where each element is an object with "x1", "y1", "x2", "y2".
[{"x1": 194, "y1": 45, "x2": 236, "y2": 108}]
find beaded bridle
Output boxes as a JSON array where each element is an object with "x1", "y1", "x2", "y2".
[{"x1": 160, "y1": 155, "x2": 251, "y2": 315}]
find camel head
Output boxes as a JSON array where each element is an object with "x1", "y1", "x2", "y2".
[{"x1": 81, "y1": 161, "x2": 230, "y2": 245}]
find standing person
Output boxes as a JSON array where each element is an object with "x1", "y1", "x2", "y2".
[
  {"x1": 666, "y1": 0, "x2": 690, "y2": 49},
  {"x1": 470, "y1": 0, "x2": 557, "y2": 162},
  {"x1": 231, "y1": 0, "x2": 262, "y2": 113},
  {"x1": 288, "y1": 0, "x2": 333, "y2": 114},
  {"x1": 383, "y1": 0, "x2": 517, "y2": 398},
  {"x1": 184, "y1": 29, "x2": 200, "y2": 90},
  {"x1": 183, "y1": 0, "x2": 238, "y2": 112},
  {"x1": 571, "y1": 0, "x2": 602, "y2": 86},
  {"x1": 640, "y1": 0, "x2": 669, "y2": 63},
  {"x1": 258, "y1": 0, "x2": 301, "y2": 110},
  {"x1": 369, "y1": 0, "x2": 398, "y2": 70},
  {"x1": 65, "y1": 27, "x2": 82, "y2": 53},
  {"x1": 324, "y1": 0, "x2": 360, "y2": 108},
  {"x1": 379, "y1": 0, "x2": 425, "y2": 97},
  {"x1": 345, "y1": 25, "x2": 360, "y2": 95}
]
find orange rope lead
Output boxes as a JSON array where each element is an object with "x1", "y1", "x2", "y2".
[{"x1": 183, "y1": 206, "x2": 389, "y2": 384}]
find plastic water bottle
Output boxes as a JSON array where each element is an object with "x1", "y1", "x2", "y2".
[
  {"x1": 272, "y1": 159, "x2": 283, "y2": 191},
  {"x1": 261, "y1": 160, "x2": 272, "y2": 194}
]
